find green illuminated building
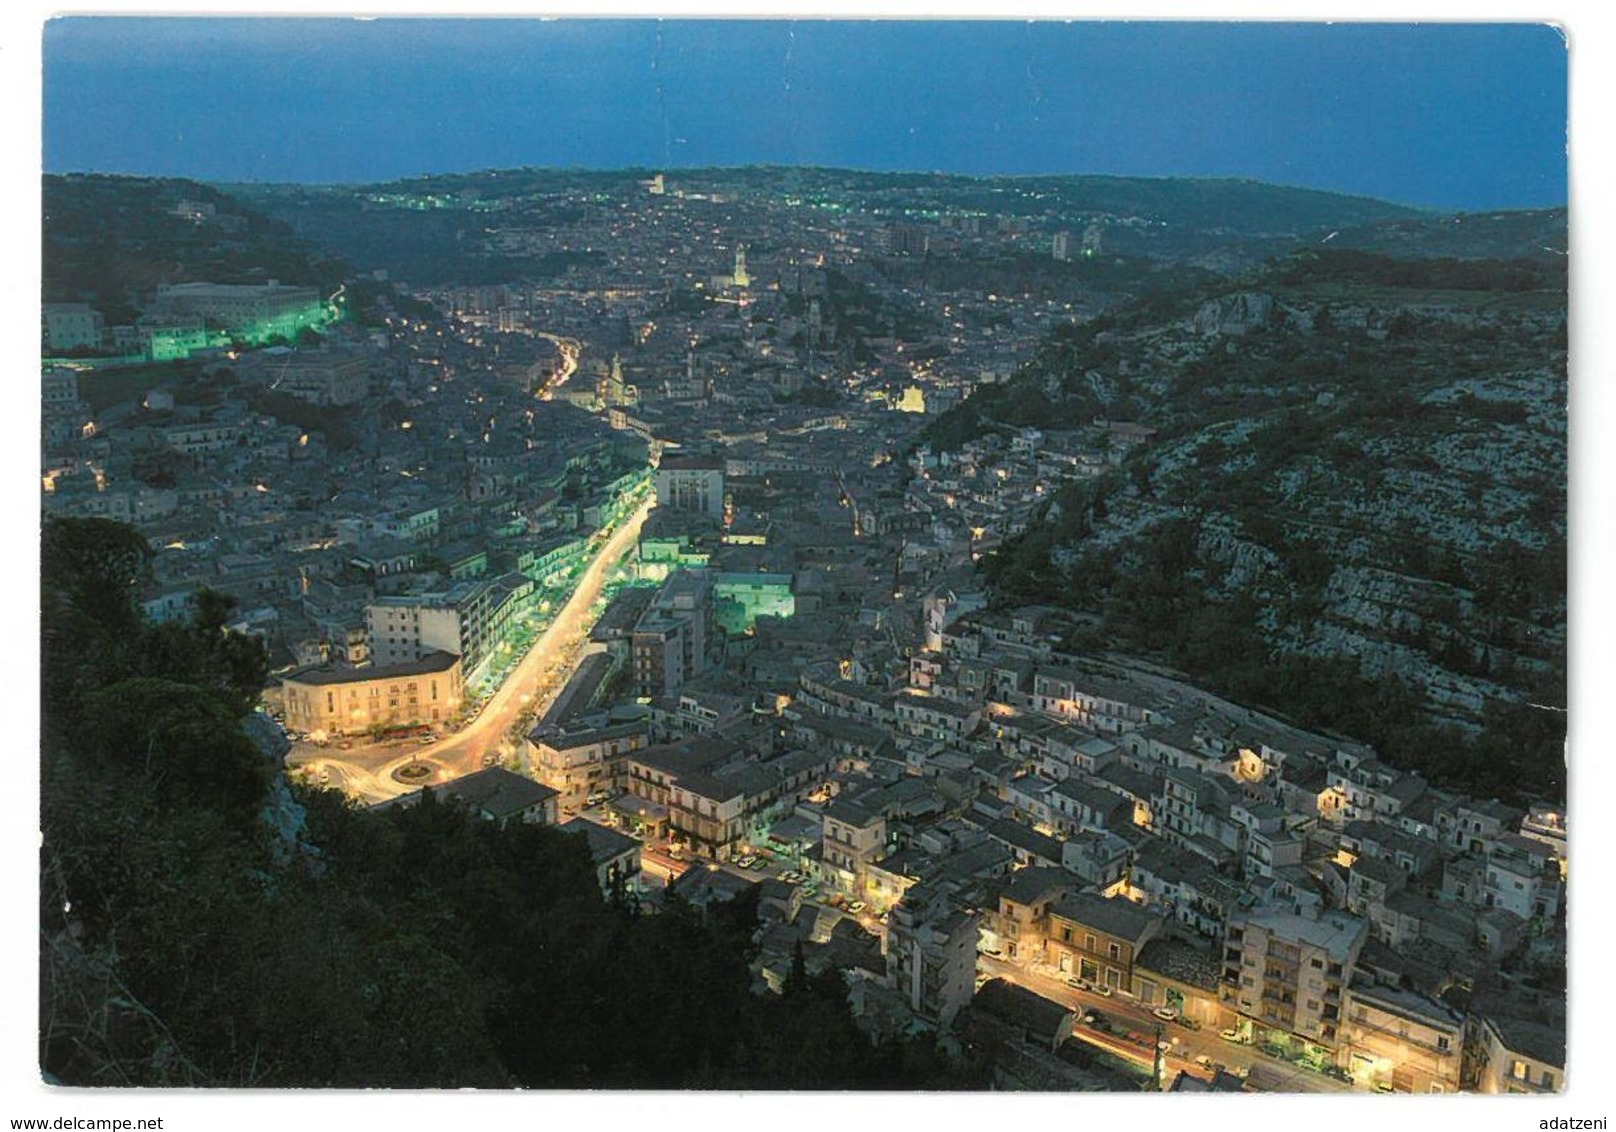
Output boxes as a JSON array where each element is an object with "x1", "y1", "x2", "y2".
[{"x1": 713, "y1": 572, "x2": 795, "y2": 636}]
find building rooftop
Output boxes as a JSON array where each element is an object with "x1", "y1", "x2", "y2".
[
  {"x1": 1236, "y1": 908, "x2": 1366, "y2": 961},
  {"x1": 432, "y1": 767, "x2": 559, "y2": 822},
  {"x1": 1051, "y1": 891, "x2": 1161, "y2": 943},
  {"x1": 284, "y1": 649, "x2": 459, "y2": 686},
  {"x1": 558, "y1": 817, "x2": 641, "y2": 865}
]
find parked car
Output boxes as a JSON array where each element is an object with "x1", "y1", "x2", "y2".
[
  {"x1": 1152, "y1": 1007, "x2": 1179, "y2": 1022},
  {"x1": 1195, "y1": 1055, "x2": 1215, "y2": 1071},
  {"x1": 1220, "y1": 1028, "x2": 1250, "y2": 1045},
  {"x1": 1323, "y1": 1066, "x2": 1354, "y2": 1084},
  {"x1": 1173, "y1": 1015, "x2": 1202, "y2": 1031},
  {"x1": 1065, "y1": 976, "x2": 1085, "y2": 990},
  {"x1": 1093, "y1": 985, "x2": 1114, "y2": 998},
  {"x1": 1082, "y1": 1010, "x2": 1109, "y2": 1031},
  {"x1": 849, "y1": 900, "x2": 866, "y2": 912}
]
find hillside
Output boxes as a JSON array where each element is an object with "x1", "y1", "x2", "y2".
[
  {"x1": 1321, "y1": 207, "x2": 1568, "y2": 262},
  {"x1": 934, "y1": 248, "x2": 1567, "y2": 802},
  {"x1": 43, "y1": 174, "x2": 350, "y2": 326}
]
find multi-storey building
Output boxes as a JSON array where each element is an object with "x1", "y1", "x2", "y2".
[
  {"x1": 528, "y1": 721, "x2": 650, "y2": 812},
  {"x1": 270, "y1": 349, "x2": 372, "y2": 406},
  {"x1": 42, "y1": 303, "x2": 104, "y2": 353},
  {"x1": 1224, "y1": 908, "x2": 1366, "y2": 1056},
  {"x1": 280, "y1": 650, "x2": 462, "y2": 736},
  {"x1": 1044, "y1": 891, "x2": 1165, "y2": 993},
  {"x1": 1029, "y1": 666, "x2": 1159, "y2": 734},
  {"x1": 632, "y1": 570, "x2": 712, "y2": 698},
  {"x1": 654, "y1": 452, "x2": 725, "y2": 517},
  {"x1": 1340, "y1": 980, "x2": 1465, "y2": 1093},
  {"x1": 1467, "y1": 1014, "x2": 1564, "y2": 1095},
  {"x1": 820, "y1": 796, "x2": 888, "y2": 897},
  {"x1": 150, "y1": 280, "x2": 322, "y2": 334},
  {"x1": 367, "y1": 574, "x2": 529, "y2": 684},
  {"x1": 885, "y1": 879, "x2": 978, "y2": 1030}
]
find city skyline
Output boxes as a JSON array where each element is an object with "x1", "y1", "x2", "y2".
[{"x1": 43, "y1": 18, "x2": 1566, "y2": 211}]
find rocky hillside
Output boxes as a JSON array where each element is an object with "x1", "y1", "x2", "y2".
[{"x1": 951, "y1": 247, "x2": 1566, "y2": 802}]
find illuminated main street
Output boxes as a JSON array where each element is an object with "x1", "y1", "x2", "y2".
[
  {"x1": 533, "y1": 332, "x2": 581, "y2": 398},
  {"x1": 978, "y1": 955, "x2": 1350, "y2": 1092},
  {"x1": 290, "y1": 492, "x2": 654, "y2": 804}
]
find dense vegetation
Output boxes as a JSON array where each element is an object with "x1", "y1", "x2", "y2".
[
  {"x1": 40, "y1": 518, "x2": 970, "y2": 1088},
  {"x1": 42, "y1": 175, "x2": 438, "y2": 349},
  {"x1": 984, "y1": 495, "x2": 1564, "y2": 804},
  {"x1": 43, "y1": 175, "x2": 348, "y2": 326},
  {"x1": 225, "y1": 182, "x2": 606, "y2": 287}
]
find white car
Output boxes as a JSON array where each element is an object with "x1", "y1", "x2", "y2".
[{"x1": 1153, "y1": 1007, "x2": 1179, "y2": 1022}]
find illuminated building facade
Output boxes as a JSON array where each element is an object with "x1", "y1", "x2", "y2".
[
  {"x1": 281, "y1": 650, "x2": 462, "y2": 736},
  {"x1": 1339, "y1": 980, "x2": 1464, "y2": 1093},
  {"x1": 152, "y1": 281, "x2": 322, "y2": 332},
  {"x1": 655, "y1": 452, "x2": 726, "y2": 517},
  {"x1": 1044, "y1": 890, "x2": 1166, "y2": 992},
  {"x1": 712, "y1": 572, "x2": 794, "y2": 635},
  {"x1": 528, "y1": 721, "x2": 650, "y2": 813}
]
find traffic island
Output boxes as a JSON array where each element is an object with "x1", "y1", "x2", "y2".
[{"x1": 393, "y1": 761, "x2": 437, "y2": 785}]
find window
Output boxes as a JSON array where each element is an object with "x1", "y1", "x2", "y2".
[
  {"x1": 1085, "y1": 934, "x2": 1097, "y2": 952},
  {"x1": 1511, "y1": 1060, "x2": 1528, "y2": 1081},
  {"x1": 1542, "y1": 1070, "x2": 1556, "y2": 1089},
  {"x1": 1437, "y1": 1036, "x2": 1451, "y2": 1052},
  {"x1": 1061, "y1": 927, "x2": 1072, "y2": 943},
  {"x1": 1108, "y1": 943, "x2": 1121, "y2": 960}
]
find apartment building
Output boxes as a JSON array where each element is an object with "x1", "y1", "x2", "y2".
[{"x1": 1224, "y1": 909, "x2": 1366, "y2": 1055}]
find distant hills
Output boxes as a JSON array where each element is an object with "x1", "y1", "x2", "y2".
[
  {"x1": 219, "y1": 166, "x2": 1562, "y2": 286},
  {"x1": 47, "y1": 168, "x2": 1563, "y2": 301}
]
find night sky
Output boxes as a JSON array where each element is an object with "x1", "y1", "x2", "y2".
[{"x1": 44, "y1": 18, "x2": 1567, "y2": 213}]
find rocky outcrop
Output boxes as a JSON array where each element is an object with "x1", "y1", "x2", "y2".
[{"x1": 1193, "y1": 291, "x2": 1275, "y2": 336}]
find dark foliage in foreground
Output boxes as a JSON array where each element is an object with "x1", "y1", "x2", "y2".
[{"x1": 40, "y1": 517, "x2": 970, "y2": 1088}]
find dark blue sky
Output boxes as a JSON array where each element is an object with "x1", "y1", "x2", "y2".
[{"x1": 43, "y1": 19, "x2": 1567, "y2": 210}]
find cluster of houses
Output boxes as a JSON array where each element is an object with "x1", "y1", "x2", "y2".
[{"x1": 508, "y1": 552, "x2": 1565, "y2": 1093}]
